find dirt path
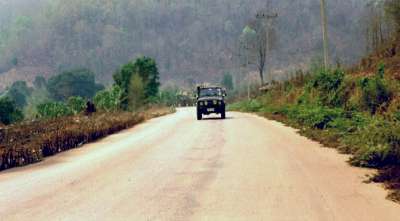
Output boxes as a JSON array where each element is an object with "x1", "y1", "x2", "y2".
[{"x1": 0, "y1": 108, "x2": 399, "y2": 221}]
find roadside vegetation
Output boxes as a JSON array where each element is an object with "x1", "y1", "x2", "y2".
[
  {"x1": 0, "y1": 108, "x2": 173, "y2": 171},
  {"x1": 230, "y1": 64, "x2": 400, "y2": 202},
  {"x1": 0, "y1": 56, "x2": 176, "y2": 171}
]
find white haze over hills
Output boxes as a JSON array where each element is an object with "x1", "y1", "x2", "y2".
[{"x1": 0, "y1": 0, "x2": 367, "y2": 89}]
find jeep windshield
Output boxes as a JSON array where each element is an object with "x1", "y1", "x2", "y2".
[{"x1": 199, "y1": 88, "x2": 222, "y2": 97}]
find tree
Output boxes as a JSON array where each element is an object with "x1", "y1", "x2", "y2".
[
  {"x1": 240, "y1": 8, "x2": 278, "y2": 85},
  {"x1": 113, "y1": 56, "x2": 160, "y2": 109},
  {"x1": 11, "y1": 57, "x2": 18, "y2": 66},
  {"x1": 33, "y1": 76, "x2": 47, "y2": 89},
  {"x1": 254, "y1": 20, "x2": 269, "y2": 85},
  {"x1": 254, "y1": 9, "x2": 278, "y2": 85},
  {"x1": 385, "y1": 0, "x2": 400, "y2": 34},
  {"x1": 363, "y1": 1, "x2": 388, "y2": 53},
  {"x1": 221, "y1": 73, "x2": 234, "y2": 90},
  {"x1": 131, "y1": 56, "x2": 160, "y2": 99},
  {"x1": 47, "y1": 69, "x2": 104, "y2": 101},
  {"x1": 239, "y1": 26, "x2": 257, "y2": 64},
  {"x1": 24, "y1": 87, "x2": 51, "y2": 119},
  {"x1": 159, "y1": 86, "x2": 180, "y2": 106},
  {"x1": 239, "y1": 25, "x2": 257, "y2": 98},
  {"x1": 128, "y1": 73, "x2": 145, "y2": 111},
  {"x1": 6, "y1": 81, "x2": 32, "y2": 108},
  {"x1": 0, "y1": 97, "x2": 24, "y2": 125}
]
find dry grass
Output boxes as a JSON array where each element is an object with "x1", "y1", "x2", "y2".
[{"x1": 0, "y1": 107, "x2": 174, "y2": 171}]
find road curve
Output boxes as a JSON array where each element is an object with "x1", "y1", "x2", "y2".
[{"x1": 0, "y1": 108, "x2": 399, "y2": 221}]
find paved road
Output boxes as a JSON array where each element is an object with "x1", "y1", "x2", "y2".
[{"x1": 0, "y1": 108, "x2": 399, "y2": 221}]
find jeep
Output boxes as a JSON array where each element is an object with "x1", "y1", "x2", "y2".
[{"x1": 196, "y1": 86, "x2": 226, "y2": 120}]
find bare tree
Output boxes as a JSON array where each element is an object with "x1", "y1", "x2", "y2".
[
  {"x1": 254, "y1": 19, "x2": 268, "y2": 85},
  {"x1": 363, "y1": 0, "x2": 391, "y2": 53},
  {"x1": 256, "y1": 2, "x2": 278, "y2": 84},
  {"x1": 241, "y1": 4, "x2": 278, "y2": 86},
  {"x1": 238, "y1": 26, "x2": 255, "y2": 99}
]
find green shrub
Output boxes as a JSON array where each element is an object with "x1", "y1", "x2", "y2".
[
  {"x1": 344, "y1": 118, "x2": 400, "y2": 167},
  {"x1": 359, "y1": 64, "x2": 392, "y2": 114},
  {"x1": 327, "y1": 117, "x2": 354, "y2": 132},
  {"x1": 296, "y1": 90, "x2": 313, "y2": 105},
  {"x1": 67, "y1": 96, "x2": 86, "y2": 114},
  {"x1": 228, "y1": 99, "x2": 263, "y2": 112},
  {"x1": 37, "y1": 102, "x2": 73, "y2": 118},
  {"x1": 94, "y1": 85, "x2": 122, "y2": 112},
  {"x1": 0, "y1": 97, "x2": 24, "y2": 125},
  {"x1": 328, "y1": 111, "x2": 371, "y2": 132},
  {"x1": 286, "y1": 105, "x2": 344, "y2": 129},
  {"x1": 246, "y1": 99, "x2": 263, "y2": 112},
  {"x1": 359, "y1": 76, "x2": 392, "y2": 114},
  {"x1": 306, "y1": 69, "x2": 345, "y2": 107},
  {"x1": 352, "y1": 144, "x2": 393, "y2": 167},
  {"x1": 310, "y1": 69, "x2": 345, "y2": 93},
  {"x1": 227, "y1": 102, "x2": 243, "y2": 111}
]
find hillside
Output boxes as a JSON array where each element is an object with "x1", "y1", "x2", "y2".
[
  {"x1": 0, "y1": 0, "x2": 366, "y2": 90},
  {"x1": 0, "y1": 66, "x2": 53, "y2": 91},
  {"x1": 358, "y1": 41, "x2": 400, "y2": 79}
]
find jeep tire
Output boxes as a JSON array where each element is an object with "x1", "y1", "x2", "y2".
[
  {"x1": 221, "y1": 110, "x2": 226, "y2": 119},
  {"x1": 197, "y1": 111, "x2": 202, "y2": 120}
]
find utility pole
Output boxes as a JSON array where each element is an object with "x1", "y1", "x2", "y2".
[
  {"x1": 242, "y1": 42, "x2": 251, "y2": 100},
  {"x1": 238, "y1": 37, "x2": 251, "y2": 100},
  {"x1": 246, "y1": 43, "x2": 250, "y2": 100},
  {"x1": 256, "y1": 1, "x2": 278, "y2": 85},
  {"x1": 320, "y1": 0, "x2": 329, "y2": 69}
]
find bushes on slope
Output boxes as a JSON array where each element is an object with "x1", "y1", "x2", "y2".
[{"x1": 230, "y1": 65, "x2": 398, "y2": 168}]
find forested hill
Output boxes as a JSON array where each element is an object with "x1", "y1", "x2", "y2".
[{"x1": 0, "y1": 0, "x2": 366, "y2": 89}]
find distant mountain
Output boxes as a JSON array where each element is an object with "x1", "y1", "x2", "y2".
[
  {"x1": 0, "y1": 0, "x2": 367, "y2": 90},
  {"x1": 0, "y1": 66, "x2": 53, "y2": 91}
]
